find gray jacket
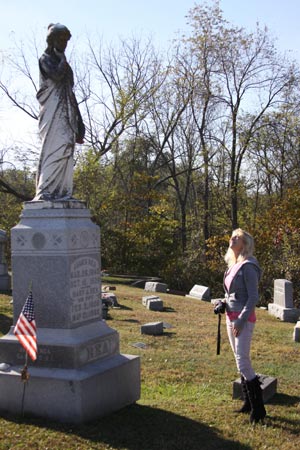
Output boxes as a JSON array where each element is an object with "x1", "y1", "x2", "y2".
[{"x1": 224, "y1": 257, "x2": 261, "y2": 329}]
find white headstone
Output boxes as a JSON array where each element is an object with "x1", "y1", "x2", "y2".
[
  {"x1": 142, "y1": 295, "x2": 160, "y2": 306},
  {"x1": 268, "y1": 279, "x2": 300, "y2": 323},
  {"x1": 273, "y1": 279, "x2": 293, "y2": 308},
  {"x1": 186, "y1": 285, "x2": 211, "y2": 301},
  {"x1": 144, "y1": 281, "x2": 167, "y2": 293}
]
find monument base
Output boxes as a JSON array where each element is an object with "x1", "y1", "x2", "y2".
[
  {"x1": 0, "y1": 319, "x2": 140, "y2": 424},
  {"x1": 1, "y1": 200, "x2": 141, "y2": 423},
  {"x1": 268, "y1": 303, "x2": 300, "y2": 323},
  {"x1": 0, "y1": 354, "x2": 140, "y2": 423}
]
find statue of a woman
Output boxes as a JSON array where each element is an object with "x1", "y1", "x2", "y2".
[{"x1": 34, "y1": 23, "x2": 85, "y2": 201}]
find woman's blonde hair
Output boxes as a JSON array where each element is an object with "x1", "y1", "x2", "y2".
[{"x1": 224, "y1": 228, "x2": 254, "y2": 267}]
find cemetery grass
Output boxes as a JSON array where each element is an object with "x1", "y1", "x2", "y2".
[{"x1": 0, "y1": 287, "x2": 300, "y2": 450}]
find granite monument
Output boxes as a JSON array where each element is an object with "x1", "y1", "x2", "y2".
[{"x1": 0, "y1": 24, "x2": 140, "y2": 423}]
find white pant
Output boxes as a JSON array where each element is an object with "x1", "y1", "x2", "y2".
[{"x1": 226, "y1": 317, "x2": 256, "y2": 380}]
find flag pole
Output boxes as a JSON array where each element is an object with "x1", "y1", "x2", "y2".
[{"x1": 20, "y1": 351, "x2": 29, "y2": 416}]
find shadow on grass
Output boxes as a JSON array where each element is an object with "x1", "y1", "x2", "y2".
[
  {"x1": 3, "y1": 403, "x2": 252, "y2": 450},
  {"x1": 264, "y1": 393, "x2": 300, "y2": 436},
  {"x1": 158, "y1": 331, "x2": 176, "y2": 337},
  {"x1": 0, "y1": 314, "x2": 12, "y2": 335},
  {"x1": 267, "y1": 392, "x2": 300, "y2": 406},
  {"x1": 120, "y1": 318, "x2": 141, "y2": 324},
  {"x1": 267, "y1": 414, "x2": 300, "y2": 436},
  {"x1": 117, "y1": 304, "x2": 133, "y2": 311},
  {"x1": 163, "y1": 307, "x2": 176, "y2": 313}
]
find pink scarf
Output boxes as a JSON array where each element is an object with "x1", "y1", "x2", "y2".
[
  {"x1": 224, "y1": 261, "x2": 256, "y2": 323},
  {"x1": 224, "y1": 261, "x2": 244, "y2": 292}
]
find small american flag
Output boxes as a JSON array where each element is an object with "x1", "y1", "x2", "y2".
[{"x1": 14, "y1": 291, "x2": 37, "y2": 361}]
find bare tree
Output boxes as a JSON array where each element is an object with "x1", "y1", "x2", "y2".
[
  {"x1": 77, "y1": 36, "x2": 163, "y2": 158},
  {"x1": 136, "y1": 53, "x2": 196, "y2": 251},
  {"x1": 185, "y1": 1, "x2": 298, "y2": 229}
]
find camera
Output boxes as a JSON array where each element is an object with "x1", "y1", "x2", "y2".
[{"x1": 214, "y1": 300, "x2": 226, "y2": 315}]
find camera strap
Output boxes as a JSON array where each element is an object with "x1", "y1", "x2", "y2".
[{"x1": 217, "y1": 313, "x2": 222, "y2": 355}]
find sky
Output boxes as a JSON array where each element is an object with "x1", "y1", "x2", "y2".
[
  {"x1": 1, "y1": 0, "x2": 300, "y2": 149},
  {"x1": 1, "y1": 0, "x2": 300, "y2": 54}
]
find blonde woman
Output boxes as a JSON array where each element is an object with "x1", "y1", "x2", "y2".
[{"x1": 222, "y1": 228, "x2": 266, "y2": 423}]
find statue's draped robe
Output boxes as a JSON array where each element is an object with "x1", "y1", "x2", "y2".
[{"x1": 35, "y1": 52, "x2": 79, "y2": 200}]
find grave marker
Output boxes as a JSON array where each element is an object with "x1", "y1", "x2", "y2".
[
  {"x1": 268, "y1": 279, "x2": 300, "y2": 323},
  {"x1": 186, "y1": 285, "x2": 211, "y2": 301}
]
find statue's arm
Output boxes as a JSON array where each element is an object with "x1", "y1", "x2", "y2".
[{"x1": 39, "y1": 52, "x2": 69, "y2": 82}]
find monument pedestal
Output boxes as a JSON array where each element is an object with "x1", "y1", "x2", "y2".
[{"x1": 0, "y1": 200, "x2": 140, "y2": 423}]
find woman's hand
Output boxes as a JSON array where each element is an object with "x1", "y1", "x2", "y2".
[{"x1": 233, "y1": 323, "x2": 241, "y2": 337}]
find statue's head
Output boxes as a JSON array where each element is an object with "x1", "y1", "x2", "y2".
[{"x1": 46, "y1": 23, "x2": 71, "y2": 52}]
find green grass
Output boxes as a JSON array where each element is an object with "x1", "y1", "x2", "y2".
[{"x1": 0, "y1": 286, "x2": 300, "y2": 450}]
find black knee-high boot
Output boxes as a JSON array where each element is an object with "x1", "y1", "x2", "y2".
[
  {"x1": 236, "y1": 375, "x2": 251, "y2": 413},
  {"x1": 246, "y1": 376, "x2": 266, "y2": 423}
]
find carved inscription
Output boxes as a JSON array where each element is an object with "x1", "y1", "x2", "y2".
[
  {"x1": 70, "y1": 256, "x2": 101, "y2": 323},
  {"x1": 37, "y1": 347, "x2": 54, "y2": 363},
  {"x1": 79, "y1": 336, "x2": 117, "y2": 364}
]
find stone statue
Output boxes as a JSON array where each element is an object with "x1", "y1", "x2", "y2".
[{"x1": 34, "y1": 23, "x2": 85, "y2": 201}]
